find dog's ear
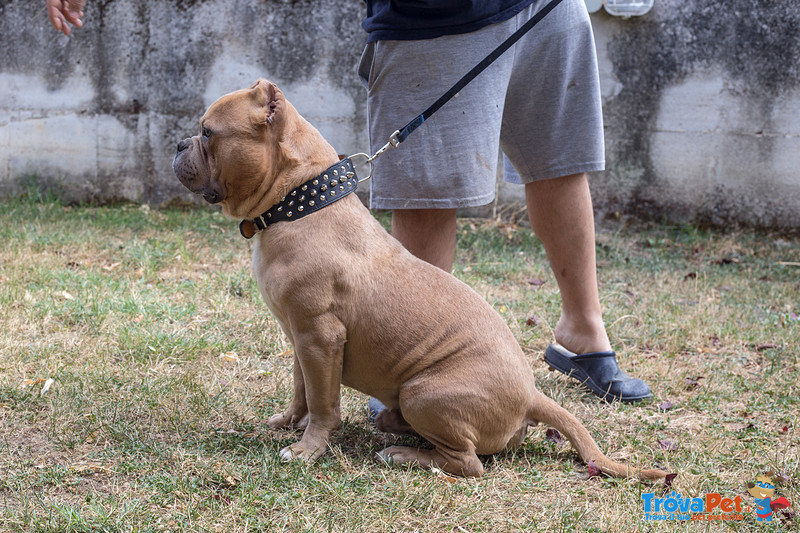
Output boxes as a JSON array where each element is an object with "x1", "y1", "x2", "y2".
[{"x1": 251, "y1": 78, "x2": 282, "y2": 126}]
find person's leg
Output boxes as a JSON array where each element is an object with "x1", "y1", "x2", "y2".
[
  {"x1": 501, "y1": 0, "x2": 607, "y2": 345},
  {"x1": 507, "y1": 157, "x2": 651, "y2": 402},
  {"x1": 499, "y1": 0, "x2": 650, "y2": 401},
  {"x1": 524, "y1": 173, "x2": 611, "y2": 355},
  {"x1": 391, "y1": 209, "x2": 457, "y2": 272},
  {"x1": 526, "y1": 172, "x2": 651, "y2": 402}
]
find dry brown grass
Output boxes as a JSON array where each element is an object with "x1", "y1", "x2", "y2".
[{"x1": 0, "y1": 199, "x2": 797, "y2": 531}]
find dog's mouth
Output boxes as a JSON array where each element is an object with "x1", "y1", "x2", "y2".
[
  {"x1": 202, "y1": 191, "x2": 222, "y2": 204},
  {"x1": 171, "y1": 140, "x2": 223, "y2": 205}
]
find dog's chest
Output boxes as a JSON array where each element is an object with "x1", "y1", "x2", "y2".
[{"x1": 251, "y1": 239, "x2": 294, "y2": 340}]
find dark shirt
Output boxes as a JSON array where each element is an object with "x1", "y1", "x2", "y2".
[{"x1": 362, "y1": 0, "x2": 537, "y2": 42}]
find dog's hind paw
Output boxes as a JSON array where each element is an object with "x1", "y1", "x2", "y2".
[
  {"x1": 376, "y1": 446, "x2": 418, "y2": 467},
  {"x1": 377, "y1": 446, "x2": 485, "y2": 477},
  {"x1": 375, "y1": 449, "x2": 395, "y2": 466}
]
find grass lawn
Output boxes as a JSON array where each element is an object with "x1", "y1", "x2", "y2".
[{"x1": 0, "y1": 196, "x2": 797, "y2": 532}]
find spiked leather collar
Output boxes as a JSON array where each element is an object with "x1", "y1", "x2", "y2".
[{"x1": 239, "y1": 157, "x2": 358, "y2": 239}]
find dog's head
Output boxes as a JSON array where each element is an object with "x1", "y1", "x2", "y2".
[{"x1": 172, "y1": 79, "x2": 290, "y2": 219}]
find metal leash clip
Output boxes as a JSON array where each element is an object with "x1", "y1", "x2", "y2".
[{"x1": 349, "y1": 130, "x2": 401, "y2": 183}]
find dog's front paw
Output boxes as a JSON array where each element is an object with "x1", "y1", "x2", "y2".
[
  {"x1": 269, "y1": 411, "x2": 309, "y2": 429},
  {"x1": 279, "y1": 441, "x2": 327, "y2": 463}
]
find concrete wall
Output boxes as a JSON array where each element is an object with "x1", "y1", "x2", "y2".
[
  {"x1": 589, "y1": 0, "x2": 800, "y2": 228},
  {"x1": 2, "y1": 0, "x2": 800, "y2": 229},
  {"x1": 0, "y1": 0, "x2": 367, "y2": 205}
]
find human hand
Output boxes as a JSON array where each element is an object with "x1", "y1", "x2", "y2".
[{"x1": 46, "y1": 0, "x2": 85, "y2": 36}]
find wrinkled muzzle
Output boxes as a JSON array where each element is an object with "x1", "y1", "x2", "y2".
[{"x1": 172, "y1": 137, "x2": 222, "y2": 204}]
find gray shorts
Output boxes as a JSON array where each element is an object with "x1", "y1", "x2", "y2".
[{"x1": 358, "y1": 0, "x2": 605, "y2": 210}]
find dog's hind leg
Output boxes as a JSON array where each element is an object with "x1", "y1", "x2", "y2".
[
  {"x1": 375, "y1": 384, "x2": 486, "y2": 477},
  {"x1": 375, "y1": 408, "x2": 421, "y2": 438},
  {"x1": 377, "y1": 444, "x2": 484, "y2": 477}
]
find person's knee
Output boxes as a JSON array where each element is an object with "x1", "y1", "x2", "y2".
[
  {"x1": 392, "y1": 208, "x2": 457, "y2": 228},
  {"x1": 391, "y1": 208, "x2": 458, "y2": 270}
]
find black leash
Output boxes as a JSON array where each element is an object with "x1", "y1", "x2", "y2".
[
  {"x1": 395, "y1": 0, "x2": 566, "y2": 144},
  {"x1": 358, "y1": 0, "x2": 566, "y2": 172}
]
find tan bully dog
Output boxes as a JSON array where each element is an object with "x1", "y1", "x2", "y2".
[{"x1": 172, "y1": 79, "x2": 667, "y2": 480}]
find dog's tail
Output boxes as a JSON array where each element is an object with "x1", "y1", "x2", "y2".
[{"x1": 529, "y1": 393, "x2": 667, "y2": 481}]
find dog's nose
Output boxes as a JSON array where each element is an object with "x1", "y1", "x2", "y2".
[{"x1": 176, "y1": 138, "x2": 191, "y2": 153}]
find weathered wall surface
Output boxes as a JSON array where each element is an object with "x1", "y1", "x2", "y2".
[
  {"x1": 0, "y1": 0, "x2": 367, "y2": 205},
  {"x1": 1, "y1": 0, "x2": 800, "y2": 228},
  {"x1": 590, "y1": 0, "x2": 800, "y2": 228}
]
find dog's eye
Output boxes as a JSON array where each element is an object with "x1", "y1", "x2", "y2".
[{"x1": 202, "y1": 127, "x2": 212, "y2": 139}]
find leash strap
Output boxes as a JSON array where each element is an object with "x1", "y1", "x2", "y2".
[{"x1": 388, "y1": 0, "x2": 567, "y2": 147}]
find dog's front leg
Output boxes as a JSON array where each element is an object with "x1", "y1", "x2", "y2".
[
  {"x1": 268, "y1": 352, "x2": 309, "y2": 429},
  {"x1": 277, "y1": 317, "x2": 346, "y2": 463}
]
